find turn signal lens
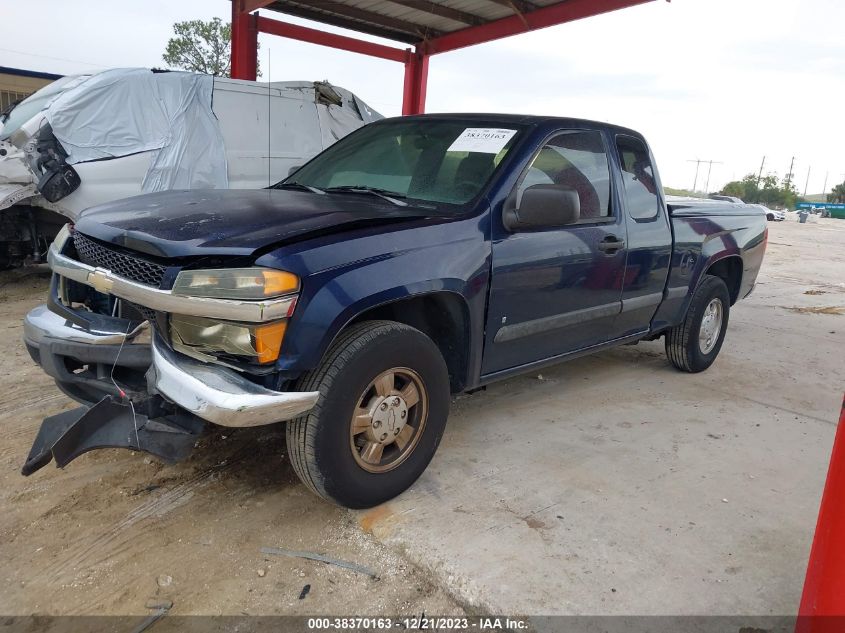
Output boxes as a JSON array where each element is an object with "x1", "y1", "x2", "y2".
[
  {"x1": 260, "y1": 270, "x2": 300, "y2": 297},
  {"x1": 172, "y1": 268, "x2": 299, "y2": 300},
  {"x1": 254, "y1": 321, "x2": 287, "y2": 364}
]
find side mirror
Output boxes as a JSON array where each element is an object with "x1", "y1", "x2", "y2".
[
  {"x1": 288, "y1": 165, "x2": 302, "y2": 177},
  {"x1": 503, "y1": 184, "x2": 580, "y2": 231}
]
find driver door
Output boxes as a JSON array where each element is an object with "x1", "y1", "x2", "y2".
[{"x1": 481, "y1": 128, "x2": 629, "y2": 376}]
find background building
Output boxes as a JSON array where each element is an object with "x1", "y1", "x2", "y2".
[{"x1": 0, "y1": 66, "x2": 61, "y2": 112}]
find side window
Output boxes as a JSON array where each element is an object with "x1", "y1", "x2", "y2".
[
  {"x1": 616, "y1": 136, "x2": 659, "y2": 220},
  {"x1": 516, "y1": 130, "x2": 612, "y2": 220}
]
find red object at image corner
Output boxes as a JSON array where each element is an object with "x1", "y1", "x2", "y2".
[{"x1": 797, "y1": 395, "x2": 845, "y2": 633}]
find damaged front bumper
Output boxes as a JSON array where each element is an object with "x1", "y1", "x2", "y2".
[{"x1": 22, "y1": 302, "x2": 319, "y2": 474}]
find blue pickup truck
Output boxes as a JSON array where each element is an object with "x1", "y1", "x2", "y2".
[{"x1": 21, "y1": 114, "x2": 767, "y2": 508}]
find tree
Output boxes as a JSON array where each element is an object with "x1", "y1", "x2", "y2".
[
  {"x1": 720, "y1": 174, "x2": 760, "y2": 202},
  {"x1": 828, "y1": 182, "x2": 845, "y2": 204},
  {"x1": 721, "y1": 180, "x2": 746, "y2": 198},
  {"x1": 719, "y1": 173, "x2": 798, "y2": 209},
  {"x1": 163, "y1": 18, "x2": 258, "y2": 77}
]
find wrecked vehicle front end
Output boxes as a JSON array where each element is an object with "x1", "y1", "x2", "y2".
[
  {"x1": 21, "y1": 225, "x2": 319, "y2": 475},
  {"x1": 1, "y1": 75, "x2": 90, "y2": 266}
]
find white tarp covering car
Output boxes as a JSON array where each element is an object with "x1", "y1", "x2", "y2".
[{"x1": 0, "y1": 68, "x2": 380, "y2": 267}]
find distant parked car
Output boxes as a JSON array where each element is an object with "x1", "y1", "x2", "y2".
[
  {"x1": 710, "y1": 194, "x2": 744, "y2": 204},
  {"x1": 754, "y1": 205, "x2": 786, "y2": 221}
]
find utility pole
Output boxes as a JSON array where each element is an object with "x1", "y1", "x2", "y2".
[
  {"x1": 804, "y1": 166, "x2": 811, "y2": 197},
  {"x1": 704, "y1": 160, "x2": 723, "y2": 193},
  {"x1": 757, "y1": 156, "x2": 766, "y2": 187},
  {"x1": 688, "y1": 158, "x2": 721, "y2": 193},
  {"x1": 822, "y1": 172, "x2": 828, "y2": 196},
  {"x1": 688, "y1": 159, "x2": 702, "y2": 192},
  {"x1": 786, "y1": 156, "x2": 796, "y2": 188}
]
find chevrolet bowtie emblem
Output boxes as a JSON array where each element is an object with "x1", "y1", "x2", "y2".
[{"x1": 88, "y1": 270, "x2": 114, "y2": 294}]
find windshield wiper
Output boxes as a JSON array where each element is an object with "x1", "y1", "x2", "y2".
[
  {"x1": 0, "y1": 99, "x2": 20, "y2": 123},
  {"x1": 324, "y1": 186, "x2": 408, "y2": 207},
  {"x1": 272, "y1": 181, "x2": 325, "y2": 195}
]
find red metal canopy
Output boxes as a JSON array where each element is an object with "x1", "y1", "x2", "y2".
[{"x1": 231, "y1": 0, "x2": 658, "y2": 115}]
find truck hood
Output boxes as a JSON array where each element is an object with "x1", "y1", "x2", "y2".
[{"x1": 73, "y1": 189, "x2": 439, "y2": 258}]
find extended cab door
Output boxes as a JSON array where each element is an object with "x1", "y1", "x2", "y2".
[
  {"x1": 613, "y1": 135, "x2": 673, "y2": 337},
  {"x1": 481, "y1": 128, "x2": 629, "y2": 376}
]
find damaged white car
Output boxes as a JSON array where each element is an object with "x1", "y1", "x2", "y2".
[{"x1": 0, "y1": 67, "x2": 380, "y2": 267}]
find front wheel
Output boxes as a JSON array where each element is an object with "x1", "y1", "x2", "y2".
[
  {"x1": 665, "y1": 274, "x2": 730, "y2": 373},
  {"x1": 286, "y1": 320, "x2": 450, "y2": 508}
]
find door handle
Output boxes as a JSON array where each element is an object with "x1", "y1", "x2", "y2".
[{"x1": 597, "y1": 236, "x2": 625, "y2": 253}]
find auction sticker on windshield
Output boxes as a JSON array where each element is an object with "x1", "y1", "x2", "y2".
[{"x1": 447, "y1": 128, "x2": 517, "y2": 154}]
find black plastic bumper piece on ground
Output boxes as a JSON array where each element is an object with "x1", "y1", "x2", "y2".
[{"x1": 21, "y1": 396, "x2": 204, "y2": 476}]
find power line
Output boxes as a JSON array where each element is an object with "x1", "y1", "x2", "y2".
[{"x1": 0, "y1": 46, "x2": 108, "y2": 69}]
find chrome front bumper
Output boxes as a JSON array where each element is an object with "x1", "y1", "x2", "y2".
[
  {"x1": 151, "y1": 340, "x2": 319, "y2": 427},
  {"x1": 24, "y1": 305, "x2": 319, "y2": 428}
]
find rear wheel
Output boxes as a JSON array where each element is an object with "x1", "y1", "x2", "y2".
[
  {"x1": 286, "y1": 320, "x2": 450, "y2": 508},
  {"x1": 665, "y1": 274, "x2": 730, "y2": 373}
]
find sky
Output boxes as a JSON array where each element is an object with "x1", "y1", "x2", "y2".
[{"x1": 3, "y1": 0, "x2": 843, "y2": 193}]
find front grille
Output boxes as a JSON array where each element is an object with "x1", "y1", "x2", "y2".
[
  {"x1": 124, "y1": 301, "x2": 158, "y2": 323},
  {"x1": 73, "y1": 231, "x2": 168, "y2": 288}
]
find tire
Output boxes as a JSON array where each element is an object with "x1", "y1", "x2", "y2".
[
  {"x1": 766, "y1": 213, "x2": 774, "y2": 221},
  {"x1": 665, "y1": 274, "x2": 731, "y2": 373},
  {"x1": 286, "y1": 320, "x2": 450, "y2": 508}
]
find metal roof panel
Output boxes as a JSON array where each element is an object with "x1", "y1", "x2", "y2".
[{"x1": 262, "y1": 1, "x2": 654, "y2": 46}]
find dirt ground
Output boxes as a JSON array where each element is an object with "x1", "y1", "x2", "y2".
[
  {"x1": 0, "y1": 273, "x2": 464, "y2": 617},
  {"x1": 350, "y1": 217, "x2": 845, "y2": 616},
  {"x1": 0, "y1": 217, "x2": 843, "y2": 619}
]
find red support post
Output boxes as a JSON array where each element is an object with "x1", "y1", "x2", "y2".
[
  {"x1": 402, "y1": 49, "x2": 429, "y2": 115},
  {"x1": 797, "y1": 394, "x2": 845, "y2": 633},
  {"x1": 231, "y1": 0, "x2": 258, "y2": 80}
]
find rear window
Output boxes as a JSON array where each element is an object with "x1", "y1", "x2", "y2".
[{"x1": 616, "y1": 135, "x2": 660, "y2": 221}]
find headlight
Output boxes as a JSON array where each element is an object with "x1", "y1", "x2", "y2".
[
  {"x1": 171, "y1": 314, "x2": 287, "y2": 364},
  {"x1": 172, "y1": 268, "x2": 299, "y2": 300}
]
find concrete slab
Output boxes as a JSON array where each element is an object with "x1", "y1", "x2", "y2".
[{"x1": 357, "y1": 218, "x2": 845, "y2": 616}]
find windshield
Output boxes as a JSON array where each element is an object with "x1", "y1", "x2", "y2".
[
  {"x1": 0, "y1": 75, "x2": 84, "y2": 139},
  {"x1": 280, "y1": 119, "x2": 524, "y2": 206}
]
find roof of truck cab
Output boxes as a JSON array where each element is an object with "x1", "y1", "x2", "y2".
[{"x1": 377, "y1": 113, "x2": 646, "y2": 137}]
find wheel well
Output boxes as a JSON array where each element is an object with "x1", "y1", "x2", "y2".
[
  {"x1": 348, "y1": 293, "x2": 470, "y2": 393},
  {"x1": 705, "y1": 256, "x2": 742, "y2": 304}
]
